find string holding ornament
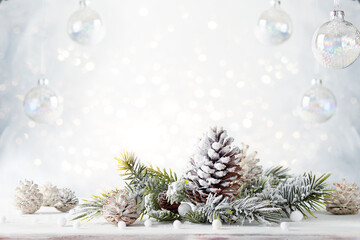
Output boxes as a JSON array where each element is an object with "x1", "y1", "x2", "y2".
[
  {"x1": 23, "y1": 0, "x2": 63, "y2": 124},
  {"x1": 255, "y1": 0, "x2": 292, "y2": 45}
]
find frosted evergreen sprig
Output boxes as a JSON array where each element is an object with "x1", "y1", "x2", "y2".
[
  {"x1": 144, "y1": 194, "x2": 180, "y2": 221},
  {"x1": 72, "y1": 189, "x2": 120, "y2": 222},
  {"x1": 258, "y1": 172, "x2": 331, "y2": 218},
  {"x1": 166, "y1": 180, "x2": 187, "y2": 204},
  {"x1": 185, "y1": 194, "x2": 281, "y2": 224},
  {"x1": 116, "y1": 152, "x2": 180, "y2": 218}
]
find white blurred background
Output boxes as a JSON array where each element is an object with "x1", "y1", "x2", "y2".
[{"x1": 0, "y1": 0, "x2": 359, "y2": 197}]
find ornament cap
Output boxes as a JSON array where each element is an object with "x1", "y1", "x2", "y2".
[
  {"x1": 311, "y1": 78, "x2": 323, "y2": 86},
  {"x1": 330, "y1": 10, "x2": 345, "y2": 21},
  {"x1": 38, "y1": 78, "x2": 49, "y2": 86},
  {"x1": 79, "y1": 0, "x2": 90, "y2": 7},
  {"x1": 270, "y1": 0, "x2": 281, "y2": 8}
]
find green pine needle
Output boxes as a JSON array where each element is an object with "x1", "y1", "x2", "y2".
[
  {"x1": 183, "y1": 210, "x2": 208, "y2": 223},
  {"x1": 72, "y1": 189, "x2": 119, "y2": 222},
  {"x1": 264, "y1": 166, "x2": 292, "y2": 179}
]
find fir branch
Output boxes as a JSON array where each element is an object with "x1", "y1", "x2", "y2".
[
  {"x1": 147, "y1": 165, "x2": 178, "y2": 184},
  {"x1": 183, "y1": 209, "x2": 207, "y2": 223},
  {"x1": 191, "y1": 194, "x2": 281, "y2": 224},
  {"x1": 237, "y1": 177, "x2": 267, "y2": 198},
  {"x1": 259, "y1": 172, "x2": 331, "y2": 218},
  {"x1": 144, "y1": 193, "x2": 180, "y2": 221},
  {"x1": 147, "y1": 209, "x2": 181, "y2": 222},
  {"x1": 264, "y1": 166, "x2": 292, "y2": 180},
  {"x1": 115, "y1": 152, "x2": 148, "y2": 188},
  {"x1": 72, "y1": 189, "x2": 119, "y2": 222},
  {"x1": 167, "y1": 180, "x2": 187, "y2": 204}
]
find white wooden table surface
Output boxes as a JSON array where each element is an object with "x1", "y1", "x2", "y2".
[{"x1": 0, "y1": 198, "x2": 359, "y2": 240}]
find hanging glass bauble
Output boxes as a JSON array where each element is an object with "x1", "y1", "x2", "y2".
[
  {"x1": 312, "y1": 10, "x2": 360, "y2": 69},
  {"x1": 23, "y1": 78, "x2": 63, "y2": 124},
  {"x1": 255, "y1": 0, "x2": 292, "y2": 45},
  {"x1": 300, "y1": 79, "x2": 337, "y2": 123},
  {"x1": 68, "y1": 0, "x2": 105, "y2": 45}
]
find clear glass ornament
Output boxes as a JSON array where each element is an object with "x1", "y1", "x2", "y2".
[
  {"x1": 23, "y1": 78, "x2": 63, "y2": 124},
  {"x1": 300, "y1": 79, "x2": 337, "y2": 123},
  {"x1": 68, "y1": 0, "x2": 105, "y2": 45},
  {"x1": 312, "y1": 10, "x2": 360, "y2": 69},
  {"x1": 255, "y1": 0, "x2": 292, "y2": 45}
]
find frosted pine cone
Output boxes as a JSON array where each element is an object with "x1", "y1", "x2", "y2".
[
  {"x1": 101, "y1": 190, "x2": 139, "y2": 226},
  {"x1": 326, "y1": 179, "x2": 360, "y2": 215},
  {"x1": 158, "y1": 191, "x2": 180, "y2": 213},
  {"x1": 237, "y1": 144, "x2": 263, "y2": 188},
  {"x1": 54, "y1": 188, "x2": 78, "y2": 212},
  {"x1": 40, "y1": 183, "x2": 60, "y2": 207},
  {"x1": 14, "y1": 179, "x2": 43, "y2": 214},
  {"x1": 185, "y1": 126, "x2": 242, "y2": 203}
]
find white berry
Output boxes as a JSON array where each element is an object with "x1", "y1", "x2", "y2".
[
  {"x1": 118, "y1": 221, "x2": 127, "y2": 229},
  {"x1": 73, "y1": 220, "x2": 81, "y2": 229},
  {"x1": 280, "y1": 222, "x2": 289, "y2": 231},
  {"x1": 57, "y1": 217, "x2": 67, "y2": 227},
  {"x1": 290, "y1": 210, "x2": 303, "y2": 222},
  {"x1": 178, "y1": 203, "x2": 191, "y2": 217},
  {"x1": 0, "y1": 216, "x2": 6, "y2": 223},
  {"x1": 144, "y1": 219, "x2": 152, "y2": 228},
  {"x1": 212, "y1": 219, "x2": 222, "y2": 230},
  {"x1": 173, "y1": 220, "x2": 182, "y2": 229}
]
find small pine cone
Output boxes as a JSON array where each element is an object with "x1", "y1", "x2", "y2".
[
  {"x1": 158, "y1": 191, "x2": 180, "y2": 213},
  {"x1": 237, "y1": 144, "x2": 263, "y2": 188},
  {"x1": 326, "y1": 179, "x2": 360, "y2": 215},
  {"x1": 101, "y1": 190, "x2": 139, "y2": 226},
  {"x1": 40, "y1": 183, "x2": 60, "y2": 207},
  {"x1": 14, "y1": 179, "x2": 43, "y2": 214},
  {"x1": 185, "y1": 126, "x2": 242, "y2": 203},
  {"x1": 54, "y1": 188, "x2": 78, "y2": 212}
]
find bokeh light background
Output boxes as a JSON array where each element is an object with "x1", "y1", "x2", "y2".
[{"x1": 0, "y1": 0, "x2": 360, "y2": 197}]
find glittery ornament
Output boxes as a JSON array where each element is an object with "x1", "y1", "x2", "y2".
[
  {"x1": 68, "y1": 0, "x2": 105, "y2": 45},
  {"x1": 23, "y1": 78, "x2": 63, "y2": 124},
  {"x1": 300, "y1": 79, "x2": 336, "y2": 123},
  {"x1": 255, "y1": 0, "x2": 292, "y2": 45},
  {"x1": 312, "y1": 10, "x2": 360, "y2": 69}
]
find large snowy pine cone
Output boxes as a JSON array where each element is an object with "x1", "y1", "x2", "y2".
[
  {"x1": 326, "y1": 179, "x2": 360, "y2": 215},
  {"x1": 185, "y1": 126, "x2": 242, "y2": 203},
  {"x1": 54, "y1": 188, "x2": 79, "y2": 212},
  {"x1": 14, "y1": 179, "x2": 43, "y2": 214},
  {"x1": 101, "y1": 190, "x2": 139, "y2": 226},
  {"x1": 237, "y1": 144, "x2": 263, "y2": 188},
  {"x1": 40, "y1": 183, "x2": 60, "y2": 207},
  {"x1": 158, "y1": 191, "x2": 180, "y2": 213}
]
